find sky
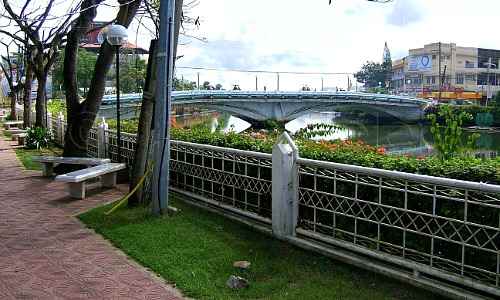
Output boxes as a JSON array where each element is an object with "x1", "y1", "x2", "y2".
[
  {"x1": 168, "y1": 0, "x2": 500, "y2": 90},
  {"x1": 3, "y1": 0, "x2": 500, "y2": 90}
]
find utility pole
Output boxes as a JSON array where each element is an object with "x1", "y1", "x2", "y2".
[
  {"x1": 152, "y1": 0, "x2": 176, "y2": 215},
  {"x1": 276, "y1": 72, "x2": 280, "y2": 91},
  {"x1": 321, "y1": 77, "x2": 324, "y2": 91},
  {"x1": 484, "y1": 57, "x2": 496, "y2": 106},
  {"x1": 255, "y1": 75, "x2": 258, "y2": 91},
  {"x1": 438, "y1": 42, "x2": 442, "y2": 101},
  {"x1": 197, "y1": 72, "x2": 200, "y2": 90}
]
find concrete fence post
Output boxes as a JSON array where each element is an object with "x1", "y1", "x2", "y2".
[
  {"x1": 97, "y1": 118, "x2": 108, "y2": 158},
  {"x1": 272, "y1": 132, "x2": 299, "y2": 238}
]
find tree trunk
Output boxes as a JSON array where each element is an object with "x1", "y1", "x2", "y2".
[
  {"x1": 35, "y1": 73, "x2": 47, "y2": 127},
  {"x1": 128, "y1": 0, "x2": 184, "y2": 205},
  {"x1": 23, "y1": 63, "x2": 33, "y2": 128},
  {"x1": 129, "y1": 40, "x2": 157, "y2": 206},
  {"x1": 60, "y1": 1, "x2": 102, "y2": 159},
  {"x1": 9, "y1": 92, "x2": 16, "y2": 120},
  {"x1": 61, "y1": 0, "x2": 141, "y2": 159}
]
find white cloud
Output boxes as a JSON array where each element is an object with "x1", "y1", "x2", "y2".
[
  {"x1": 386, "y1": 0, "x2": 423, "y2": 27},
  {"x1": 3, "y1": 0, "x2": 500, "y2": 91},
  {"x1": 65, "y1": 0, "x2": 500, "y2": 90}
]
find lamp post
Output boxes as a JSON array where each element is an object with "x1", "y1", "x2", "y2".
[{"x1": 103, "y1": 24, "x2": 128, "y2": 162}]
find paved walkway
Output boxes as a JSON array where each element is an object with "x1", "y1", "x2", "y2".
[{"x1": 0, "y1": 133, "x2": 184, "y2": 299}]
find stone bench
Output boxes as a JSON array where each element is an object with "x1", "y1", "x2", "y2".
[
  {"x1": 32, "y1": 156, "x2": 111, "y2": 176},
  {"x1": 5, "y1": 128, "x2": 26, "y2": 134},
  {"x1": 9, "y1": 130, "x2": 27, "y2": 139},
  {"x1": 55, "y1": 163, "x2": 126, "y2": 199},
  {"x1": 3, "y1": 121, "x2": 23, "y2": 130},
  {"x1": 16, "y1": 133, "x2": 27, "y2": 146},
  {"x1": 12, "y1": 132, "x2": 27, "y2": 142}
]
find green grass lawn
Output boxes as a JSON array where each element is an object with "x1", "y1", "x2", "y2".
[
  {"x1": 79, "y1": 198, "x2": 442, "y2": 300},
  {"x1": 15, "y1": 145, "x2": 62, "y2": 170}
]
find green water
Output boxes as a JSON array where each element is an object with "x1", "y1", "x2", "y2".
[{"x1": 176, "y1": 111, "x2": 500, "y2": 157}]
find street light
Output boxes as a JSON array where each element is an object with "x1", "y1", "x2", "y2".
[{"x1": 101, "y1": 24, "x2": 128, "y2": 162}]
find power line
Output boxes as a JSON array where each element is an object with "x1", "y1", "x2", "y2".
[{"x1": 176, "y1": 66, "x2": 353, "y2": 76}]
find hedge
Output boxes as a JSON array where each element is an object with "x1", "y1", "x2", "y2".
[{"x1": 170, "y1": 127, "x2": 500, "y2": 185}]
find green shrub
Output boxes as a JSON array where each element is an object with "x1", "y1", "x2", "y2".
[
  {"x1": 106, "y1": 119, "x2": 140, "y2": 134},
  {"x1": 47, "y1": 99, "x2": 66, "y2": 116},
  {"x1": 25, "y1": 127, "x2": 52, "y2": 149},
  {"x1": 5, "y1": 113, "x2": 16, "y2": 121},
  {"x1": 428, "y1": 105, "x2": 479, "y2": 160},
  {"x1": 170, "y1": 127, "x2": 500, "y2": 185},
  {"x1": 171, "y1": 128, "x2": 500, "y2": 275}
]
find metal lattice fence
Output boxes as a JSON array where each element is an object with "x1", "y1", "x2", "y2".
[
  {"x1": 170, "y1": 141, "x2": 273, "y2": 222},
  {"x1": 296, "y1": 158, "x2": 500, "y2": 294},
  {"x1": 51, "y1": 118, "x2": 59, "y2": 144},
  {"x1": 45, "y1": 119, "x2": 500, "y2": 297},
  {"x1": 87, "y1": 128, "x2": 98, "y2": 158},
  {"x1": 105, "y1": 130, "x2": 136, "y2": 165}
]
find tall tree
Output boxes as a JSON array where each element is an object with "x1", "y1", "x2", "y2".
[
  {"x1": 61, "y1": 0, "x2": 141, "y2": 158},
  {"x1": 22, "y1": 45, "x2": 33, "y2": 128},
  {"x1": 53, "y1": 49, "x2": 97, "y2": 97},
  {"x1": 105, "y1": 57, "x2": 147, "y2": 93},
  {"x1": 129, "y1": 0, "x2": 187, "y2": 206},
  {"x1": 1, "y1": 0, "x2": 77, "y2": 127},
  {"x1": 354, "y1": 61, "x2": 387, "y2": 89},
  {"x1": 0, "y1": 40, "x2": 19, "y2": 120}
]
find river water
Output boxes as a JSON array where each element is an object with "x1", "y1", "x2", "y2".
[{"x1": 175, "y1": 111, "x2": 500, "y2": 157}]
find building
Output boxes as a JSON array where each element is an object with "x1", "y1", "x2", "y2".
[
  {"x1": 81, "y1": 21, "x2": 149, "y2": 56},
  {"x1": 392, "y1": 42, "x2": 500, "y2": 102}
]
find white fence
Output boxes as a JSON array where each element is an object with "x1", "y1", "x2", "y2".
[{"x1": 46, "y1": 114, "x2": 500, "y2": 299}]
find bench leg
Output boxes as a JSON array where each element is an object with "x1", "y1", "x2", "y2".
[
  {"x1": 41, "y1": 163, "x2": 54, "y2": 177},
  {"x1": 68, "y1": 182, "x2": 86, "y2": 199},
  {"x1": 102, "y1": 172, "x2": 117, "y2": 188}
]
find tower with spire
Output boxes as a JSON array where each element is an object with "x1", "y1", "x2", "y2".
[{"x1": 383, "y1": 42, "x2": 392, "y2": 66}]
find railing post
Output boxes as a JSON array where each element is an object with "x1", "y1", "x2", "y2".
[
  {"x1": 272, "y1": 132, "x2": 299, "y2": 238},
  {"x1": 57, "y1": 112, "x2": 64, "y2": 146},
  {"x1": 97, "y1": 118, "x2": 108, "y2": 159}
]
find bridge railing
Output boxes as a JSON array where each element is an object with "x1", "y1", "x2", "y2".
[{"x1": 46, "y1": 116, "x2": 499, "y2": 299}]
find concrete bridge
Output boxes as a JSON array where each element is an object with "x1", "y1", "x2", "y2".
[{"x1": 101, "y1": 91, "x2": 432, "y2": 122}]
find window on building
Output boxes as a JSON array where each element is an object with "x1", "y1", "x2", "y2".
[
  {"x1": 465, "y1": 61, "x2": 475, "y2": 68},
  {"x1": 465, "y1": 74, "x2": 476, "y2": 82},
  {"x1": 431, "y1": 76, "x2": 436, "y2": 84},
  {"x1": 478, "y1": 73, "x2": 488, "y2": 85},
  {"x1": 478, "y1": 49, "x2": 500, "y2": 69},
  {"x1": 426, "y1": 76, "x2": 431, "y2": 84},
  {"x1": 456, "y1": 73, "x2": 464, "y2": 84}
]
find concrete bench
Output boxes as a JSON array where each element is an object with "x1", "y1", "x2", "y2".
[
  {"x1": 55, "y1": 163, "x2": 126, "y2": 199},
  {"x1": 12, "y1": 132, "x2": 27, "y2": 142},
  {"x1": 8, "y1": 129, "x2": 27, "y2": 137},
  {"x1": 32, "y1": 156, "x2": 111, "y2": 176},
  {"x1": 17, "y1": 133, "x2": 27, "y2": 146},
  {"x1": 3, "y1": 121, "x2": 23, "y2": 130}
]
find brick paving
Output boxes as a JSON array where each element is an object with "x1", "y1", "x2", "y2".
[{"x1": 0, "y1": 132, "x2": 184, "y2": 299}]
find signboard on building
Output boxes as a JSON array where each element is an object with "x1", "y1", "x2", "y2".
[{"x1": 409, "y1": 55, "x2": 432, "y2": 71}]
